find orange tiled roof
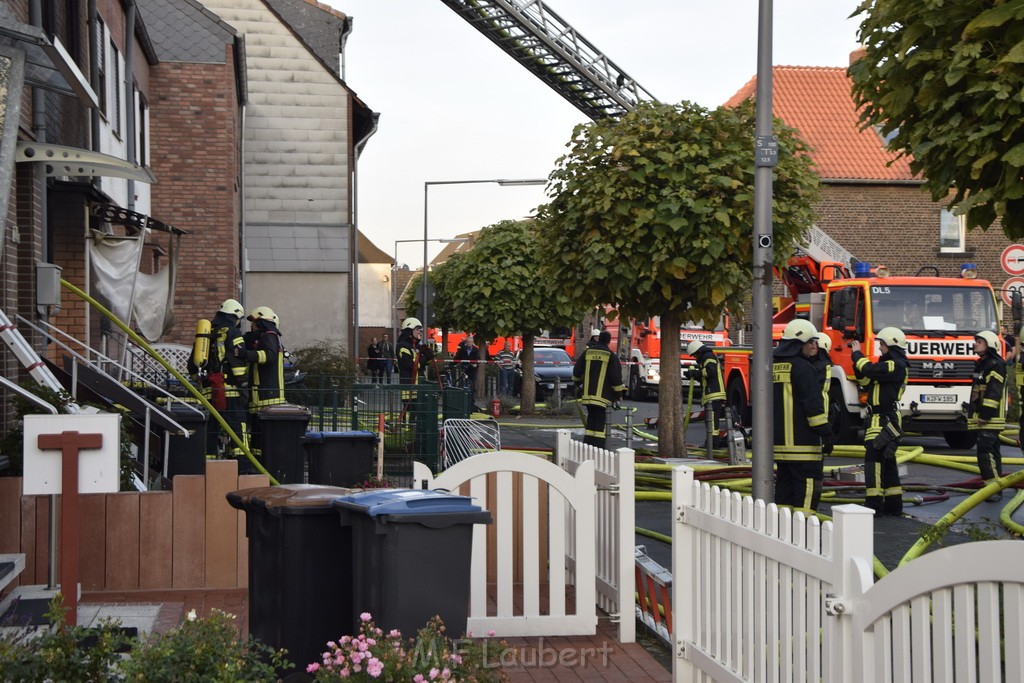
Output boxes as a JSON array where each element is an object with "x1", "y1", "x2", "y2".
[{"x1": 724, "y1": 66, "x2": 917, "y2": 182}]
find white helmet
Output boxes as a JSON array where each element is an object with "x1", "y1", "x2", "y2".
[
  {"x1": 816, "y1": 333, "x2": 832, "y2": 353},
  {"x1": 219, "y1": 298, "x2": 244, "y2": 318},
  {"x1": 781, "y1": 319, "x2": 818, "y2": 341},
  {"x1": 685, "y1": 340, "x2": 704, "y2": 356},
  {"x1": 402, "y1": 317, "x2": 423, "y2": 330},
  {"x1": 877, "y1": 327, "x2": 906, "y2": 349},
  {"x1": 590, "y1": 328, "x2": 601, "y2": 338},
  {"x1": 247, "y1": 306, "x2": 279, "y2": 324},
  {"x1": 975, "y1": 330, "x2": 999, "y2": 350}
]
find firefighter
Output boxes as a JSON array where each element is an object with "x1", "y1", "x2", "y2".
[
  {"x1": 189, "y1": 299, "x2": 250, "y2": 463},
  {"x1": 850, "y1": 327, "x2": 909, "y2": 516},
  {"x1": 244, "y1": 306, "x2": 285, "y2": 456},
  {"x1": 970, "y1": 330, "x2": 1007, "y2": 500},
  {"x1": 573, "y1": 330, "x2": 625, "y2": 448},
  {"x1": 397, "y1": 317, "x2": 424, "y2": 385},
  {"x1": 772, "y1": 319, "x2": 832, "y2": 511},
  {"x1": 813, "y1": 333, "x2": 836, "y2": 455},
  {"x1": 685, "y1": 340, "x2": 725, "y2": 445}
]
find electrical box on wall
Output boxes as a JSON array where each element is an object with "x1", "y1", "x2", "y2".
[{"x1": 36, "y1": 262, "x2": 62, "y2": 307}]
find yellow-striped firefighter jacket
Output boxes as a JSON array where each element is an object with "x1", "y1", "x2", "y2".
[
  {"x1": 853, "y1": 348, "x2": 908, "y2": 418},
  {"x1": 572, "y1": 343, "x2": 625, "y2": 408},
  {"x1": 772, "y1": 339, "x2": 830, "y2": 461},
  {"x1": 694, "y1": 346, "x2": 725, "y2": 403},
  {"x1": 211, "y1": 311, "x2": 248, "y2": 398},
  {"x1": 245, "y1": 322, "x2": 285, "y2": 410},
  {"x1": 969, "y1": 351, "x2": 1007, "y2": 431}
]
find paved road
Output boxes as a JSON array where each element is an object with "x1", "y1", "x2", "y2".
[{"x1": 496, "y1": 398, "x2": 1024, "y2": 573}]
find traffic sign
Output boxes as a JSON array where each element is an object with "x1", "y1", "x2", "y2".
[
  {"x1": 1001, "y1": 245, "x2": 1024, "y2": 275},
  {"x1": 1001, "y1": 276, "x2": 1024, "y2": 306}
]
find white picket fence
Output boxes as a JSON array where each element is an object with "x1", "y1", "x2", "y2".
[
  {"x1": 672, "y1": 465, "x2": 1024, "y2": 683},
  {"x1": 554, "y1": 429, "x2": 636, "y2": 643},
  {"x1": 412, "y1": 451, "x2": 597, "y2": 637}
]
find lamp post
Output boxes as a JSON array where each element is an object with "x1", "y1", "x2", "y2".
[
  {"x1": 422, "y1": 178, "x2": 547, "y2": 330},
  {"x1": 393, "y1": 237, "x2": 468, "y2": 346}
]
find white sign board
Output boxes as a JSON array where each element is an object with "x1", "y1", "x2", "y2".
[
  {"x1": 1002, "y1": 277, "x2": 1024, "y2": 307},
  {"x1": 1002, "y1": 245, "x2": 1024, "y2": 276},
  {"x1": 23, "y1": 414, "x2": 121, "y2": 495}
]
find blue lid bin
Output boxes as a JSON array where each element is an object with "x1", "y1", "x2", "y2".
[
  {"x1": 333, "y1": 489, "x2": 492, "y2": 638},
  {"x1": 302, "y1": 431, "x2": 378, "y2": 487},
  {"x1": 227, "y1": 484, "x2": 355, "y2": 677}
]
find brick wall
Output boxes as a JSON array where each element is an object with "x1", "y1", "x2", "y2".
[
  {"x1": 148, "y1": 48, "x2": 242, "y2": 345},
  {"x1": 818, "y1": 183, "x2": 1012, "y2": 288}
]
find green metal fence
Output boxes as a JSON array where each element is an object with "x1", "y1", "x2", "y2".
[{"x1": 285, "y1": 378, "x2": 471, "y2": 480}]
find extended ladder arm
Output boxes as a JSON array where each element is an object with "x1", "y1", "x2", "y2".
[{"x1": 439, "y1": 0, "x2": 657, "y2": 119}]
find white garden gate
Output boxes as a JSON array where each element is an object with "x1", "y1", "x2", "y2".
[{"x1": 412, "y1": 450, "x2": 597, "y2": 637}]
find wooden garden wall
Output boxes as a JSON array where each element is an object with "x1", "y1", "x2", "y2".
[{"x1": 0, "y1": 460, "x2": 268, "y2": 593}]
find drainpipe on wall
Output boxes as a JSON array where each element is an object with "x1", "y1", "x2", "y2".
[
  {"x1": 123, "y1": 0, "x2": 136, "y2": 212},
  {"x1": 88, "y1": 0, "x2": 99, "y2": 154},
  {"x1": 29, "y1": 0, "x2": 47, "y2": 263},
  {"x1": 350, "y1": 111, "x2": 379, "y2": 358}
]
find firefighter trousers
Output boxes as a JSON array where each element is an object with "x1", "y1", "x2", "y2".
[
  {"x1": 583, "y1": 404, "x2": 608, "y2": 448},
  {"x1": 864, "y1": 440, "x2": 903, "y2": 515},
  {"x1": 976, "y1": 429, "x2": 1002, "y2": 483},
  {"x1": 775, "y1": 460, "x2": 823, "y2": 511}
]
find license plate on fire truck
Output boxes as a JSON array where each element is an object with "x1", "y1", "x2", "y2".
[{"x1": 920, "y1": 394, "x2": 957, "y2": 404}]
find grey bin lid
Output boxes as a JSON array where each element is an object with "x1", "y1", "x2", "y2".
[
  {"x1": 332, "y1": 489, "x2": 492, "y2": 527},
  {"x1": 256, "y1": 403, "x2": 311, "y2": 419}
]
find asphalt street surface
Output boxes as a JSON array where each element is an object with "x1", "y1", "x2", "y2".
[{"x1": 495, "y1": 398, "x2": 1023, "y2": 574}]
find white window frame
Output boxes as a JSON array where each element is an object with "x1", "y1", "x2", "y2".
[{"x1": 940, "y1": 208, "x2": 966, "y2": 253}]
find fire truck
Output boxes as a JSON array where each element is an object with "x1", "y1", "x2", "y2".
[
  {"x1": 720, "y1": 257, "x2": 1001, "y2": 447},
  {"x1": 612, "y1": 315, "x2": 732, "y2": 400}
]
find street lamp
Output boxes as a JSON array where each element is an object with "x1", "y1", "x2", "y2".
[
  {"x1": 392, "y1": 237, "x2": 468, "y2": 345},
  {"x1": 422, "y1": 178, "x2": 547, "y2": 330}
]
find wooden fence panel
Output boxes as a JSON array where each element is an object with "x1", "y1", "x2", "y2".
[
  {"x1": 171, "y1": 475, "x2": 205, "y2": 588},
  {"x1": 79, "y1": 494, "x2": 106, "y2": 590},
  {"x1": 0, "y1": 479, "x2": 21, "y2": 555},
  {"x1": 139, "y1": 491, "x2": 172, "y2": 589},
  {"x1": 32, "y1": 497, "x2": 49, "y2": 585},
  {"x1": 20, "y1": 495, "x2": 37, "y2": 586},
  {"x1": 105, "y1": 493, "x2": 140, "y2": 590},
  {"x1": 204, "y1": 461, "x2": 238, "y2": 588}
]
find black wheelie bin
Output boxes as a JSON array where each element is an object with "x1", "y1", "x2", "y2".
[
  {"x1": 227, "y1": 484, "x2": 356, "y2": 676},
  {"x1": 332, "y1": 489, "x2": 491, "y2": 638},
  {"x1": 302, "y1": 431, "x2": 378, "y2": 487}
]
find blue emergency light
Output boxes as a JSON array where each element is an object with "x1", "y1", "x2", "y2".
[{"x1": 853, "y1": 262, "x2": 872, "y2": 277}]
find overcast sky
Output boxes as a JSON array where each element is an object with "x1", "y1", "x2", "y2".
[{"x1": 326, "y1": 0, "x2": 863, "y2": 269}]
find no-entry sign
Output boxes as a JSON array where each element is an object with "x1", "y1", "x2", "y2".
[{"x1": 1001, "y1": 245, "x2": 1024, "y2": 276}]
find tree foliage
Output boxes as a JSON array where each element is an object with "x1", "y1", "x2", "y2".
[
  {"x1": 536, "y1": 99, "x2": 819, "y2": 455},
  {"x1": 536, "y1": 99, "x2": 819, "y2": 327},
  {"x1": 850, "y1": 0, "x2": 1024, "y2": 238}
]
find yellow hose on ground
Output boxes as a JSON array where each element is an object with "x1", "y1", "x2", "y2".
[
  {"x1": 60, "y1": 279, "x2": 277, "y2": 484},
  {"x1": 999, "y1": 490, "x2": 1024, "y2": 536}
]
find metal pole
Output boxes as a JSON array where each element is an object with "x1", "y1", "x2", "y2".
[
  {"x1": 751, "y1": 0, "x2": 776, "y2": 503},
  {"x1": 422, "y1": 183, "x2": 430, "y2": 327},
  {"x1": 392, "y1": 241, "x2": 399, "y2": 348}
]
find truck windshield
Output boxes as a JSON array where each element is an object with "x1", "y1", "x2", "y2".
[{"x1": 870, "y1": 285, "x2": 998, "y2": 334}]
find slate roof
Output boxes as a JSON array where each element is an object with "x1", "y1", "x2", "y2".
[
  {"x1": 137, "y1": 0, "x2": 237, "y2": 64},
  {"x1": 262, "y1": 0, "x2": 348, "y2": 79},
  {"x1": 724, "y1": 66, "x2": 917, "y2": 183}
]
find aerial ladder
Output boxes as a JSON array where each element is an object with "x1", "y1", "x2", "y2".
[{"x1": 439, "y1": 0, "x2": 657, "y2": 120}]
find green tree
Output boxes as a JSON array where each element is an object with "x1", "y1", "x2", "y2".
[
  {"x1": 850, "y1": 0, "x2": 1024, "y2": 238},
  {"x1": 438, "y1": 219, "x2": 582, "y2": 411},
  {"x1": 537, "y1": 100, "x2": 819, "y2": 457}
]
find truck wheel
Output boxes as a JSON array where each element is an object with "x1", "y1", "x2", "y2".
[
  {"x1": 829, "y1": 384, "x2": 858, "y2": 444},
  {"x1": 726, "y1": 377, "x2": 749, "y2": 428},
  {"x1": 943, "y1": 431, "x2": 977, "y2": 449},
  {"x1": 629, "y1": 368, "x2": 646, "y2": 401}
]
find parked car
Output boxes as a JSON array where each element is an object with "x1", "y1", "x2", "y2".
[{"x1": 514, "y1": 347, "x2": 575, "y2": 399}]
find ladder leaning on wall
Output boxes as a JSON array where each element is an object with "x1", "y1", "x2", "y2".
[{"x1": 0, "y1": 307, "x2": 81, "y2": 414}]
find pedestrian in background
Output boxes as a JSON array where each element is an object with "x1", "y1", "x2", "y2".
[
  {"x1": 851, "y1": 327, "x2": 909, "y2": 516},
  {"x1": 455, "y1": 335, "x2": 479, "y2": 393},
  {"x1": 367, "y1": 336, "x2": 383, "y2": 383},
  {"x1": 380, "y1": 332, "x2": 395, "y2": 383},
  {"x1": 573, "y1": 330, "x2": 624, "y2": 448},
  {"x1": 494, "y1": 341, "x2": 516, "y2": 397}
]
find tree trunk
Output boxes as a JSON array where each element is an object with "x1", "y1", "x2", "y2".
[
  {"x1": 475, "y1": 343, "x2": 486, "y2": 405},
  {"x1": 521, "y1": 332, "x2": 536, "y2": 413},
  {"x1": 657, "y1": 309, "x2": 685, "y2": 457}
]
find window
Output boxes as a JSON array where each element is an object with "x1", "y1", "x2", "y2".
[
  {"x1": 940, "y1": 208, "x2": 965, "y2": 252},
  {"x1": 110, "y1": 39, "x2": 120, "y2": 136},
  {"x1": 136, "y1": 90, "x2": 148, "y2": 165},
  {"x1": 96, "y1": 18, "x2": 106, "y2": 116}
]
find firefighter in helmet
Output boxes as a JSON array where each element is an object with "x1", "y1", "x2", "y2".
[
  {"x1": 397, "y1": 317, "x2": 424, "y2": 385},
  {"x1": 685, "y1": 340, "x2": 726, "y2": 446},
  {"x1": 244, "y1": 306, "x2": 285, "y2": 456},
  {"x1": 850, "y1": 327, "x2": 909, "y2": 515},
  {"x1": 772, "y1": 319, "x2": 832, "y2": 511},
  {"x1": 187, "y1": 299, "x2": 250, "y2": 465},
  {"x1": 573, "y1": 330, "x2": 625, "y2": 448},
  {"x1": 970, "y1": 330, "x2": 1007, "y2": 501}
]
